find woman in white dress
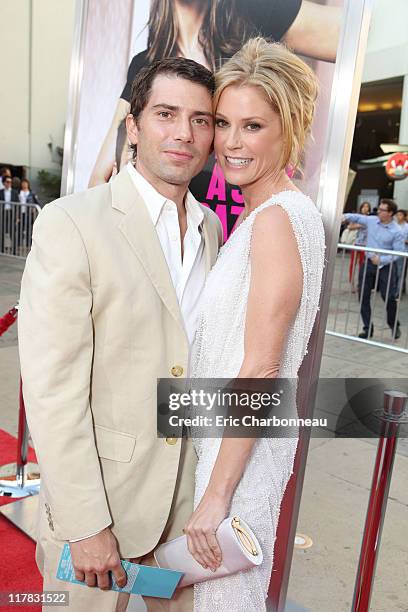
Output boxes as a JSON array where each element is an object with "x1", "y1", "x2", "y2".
[{"x1": 183, "y1": 37, "x2": 325, "y2": 611}]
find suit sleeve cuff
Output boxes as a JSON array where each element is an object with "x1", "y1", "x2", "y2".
[{"x1": 69, "y1": 523, "x2": 111, "y2": 542}]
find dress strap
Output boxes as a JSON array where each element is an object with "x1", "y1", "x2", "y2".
[{"x1": 246, "y1": 191, "x2": 313, "y2": 223}]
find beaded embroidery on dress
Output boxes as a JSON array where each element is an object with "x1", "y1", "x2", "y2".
[{"x1": 191, "y1": 191, "x2": 325, "y2": 611}]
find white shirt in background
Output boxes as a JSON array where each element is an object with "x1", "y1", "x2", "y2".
[
  {"x1": 398, "y1": 221, "x2": 408, "y2": 251},
  {"x1": 3, "y1": 188, "x2": 12, "y2": 210},
  {"x1": 19, "y1": 190, "x2": 29, "y2": 213}
]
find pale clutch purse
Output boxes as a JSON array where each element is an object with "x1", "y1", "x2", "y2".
[{"x1": 154, "y1": 516, "x2": 263, "y2": 587}]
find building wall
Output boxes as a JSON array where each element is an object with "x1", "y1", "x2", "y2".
[
  {"x1": 362, "y1": 0, "x2": 408, "y2": 205},
  {"x1": 30, "y1": 0, "x2": 76, "y2": 174},
  {"x1": 0, "y1": 0, "x2": 75, "y2": 176},
  {"x1": 363, "y1": 0, "x2": 408, "y2": 83},
  {"x1": 365, "y1": 0, "x2": 408, "y2": 51},
  {"x1": 0, "y1": 1, "x2": 30, "y2": 167},
  {"x1": 1, "y1": 0, "x2": 407, "y2": 191}
]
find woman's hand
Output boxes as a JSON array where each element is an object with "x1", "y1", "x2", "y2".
[{"x1": 184, "y1": 492, "x2": 229, "y2": 572}]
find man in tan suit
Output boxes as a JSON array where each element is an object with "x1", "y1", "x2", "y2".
[{"x1": 18, "y1": 58, "x2": 222, "y2": 611}]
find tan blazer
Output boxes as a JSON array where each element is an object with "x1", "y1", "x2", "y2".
[{"x1": 18, "y1": 168, "x2": 223, "y2": 559}]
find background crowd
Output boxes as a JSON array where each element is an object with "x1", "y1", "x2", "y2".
[
  {"x1": 0, "y1": 166, "x2": 40, "y2": 206},
  {"x1": 0, "y1": 166, "x2": 41, "y2": 256}
]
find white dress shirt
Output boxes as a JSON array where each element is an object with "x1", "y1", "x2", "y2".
[
  {"x1": 127, "y1": 162, "x2": 206, "y2": 345},
  {"x1": 70, "y1": 163, "x2": 207, "y2": 542},
  {"x1": 19, "y1": 190, "x2": 29, "y2": 214},
  {"x1": 3, "y1": 187, "x2": 12, "y2": 210}
]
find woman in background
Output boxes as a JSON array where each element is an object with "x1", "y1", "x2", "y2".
[
  {"x1": 16, "y1": 179, "x2": 40, "y2": 253},
  {"x1": 19, "y1": 178, "x2": 40, "y2": 206},
  {"x1": 89, "y1": 0, "x2": 342, "y2": 187},
  {"x1": 395, "y1": 208, "x2": 408, "y2": 294},
  {"x1": 348, "y1": 200, "x2": 371, "y2": 289}
]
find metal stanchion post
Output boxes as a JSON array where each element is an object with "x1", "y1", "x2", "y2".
[
  {"x1": 0, "y1": 377, "x2": 40, "y2": 498},
  {"x1": 351, "y1": 390, "x2": 408, "y2": 612},
  {"x1": 16, "y1": 378, "x2": 28, "y2": 487},
  {"x1": 0, "y1": 378, "x2": 41, "y2": 541}
]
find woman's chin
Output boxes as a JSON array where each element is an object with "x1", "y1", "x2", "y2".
[{"x1": 219, "y1": 165, "x2": 248, "y2": 187}]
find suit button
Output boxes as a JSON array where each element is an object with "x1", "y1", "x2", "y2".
[
  {"x1": 166, "y1": 437, "x2": 178, "y2": 445},
  {"x1": 171, "y1": 365, "x2": 183, "y2": 377}
]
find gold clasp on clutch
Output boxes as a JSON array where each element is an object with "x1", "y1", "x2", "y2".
[{"x1": 231, "y1": 517, "x2": 258, "y2": 556}]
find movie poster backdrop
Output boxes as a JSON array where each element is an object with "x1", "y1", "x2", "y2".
[
  {"x1": 67, "y1": 0, "x2": 344, "y2": 240},
  {"x1": 61, "y1": 1, "x2": 375, "y2": 606}
]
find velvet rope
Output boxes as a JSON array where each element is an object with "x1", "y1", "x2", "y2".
[{"x1": 0, "y1": 307, "x2": 18, "y2": 337}]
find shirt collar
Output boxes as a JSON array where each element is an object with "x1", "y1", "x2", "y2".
[
  {"x1": 127, "y1": 162, "x2": 166, "y2": 226},
  {"x1": 375, "y1": 217, "x2": 394, "y2": 228},
  {"x1": 126, "y1": 162, "x2": 204, "y2": 230},
  {"x1": 185, "y1": 191, "x2": 204, "y2": 231}
]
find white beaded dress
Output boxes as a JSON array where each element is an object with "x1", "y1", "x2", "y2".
[{"x1": 191, "y1": 191, "x2": 325, "y2": 611}]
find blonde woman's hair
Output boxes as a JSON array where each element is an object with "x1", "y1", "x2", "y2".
[{"x1": 214, "y1": 37, "x2": 319, "y2": 173}]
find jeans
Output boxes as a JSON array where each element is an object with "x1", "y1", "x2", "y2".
[{"x1": 358, "y1": 260, "x2": 400, "y2": 332}]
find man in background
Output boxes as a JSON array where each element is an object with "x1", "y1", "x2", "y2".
[
  {"x1": 343, "y1": 199, "x2": 405, "y2": 339},
  {"x1": 0, "y1": 174, "x2": 19, "y2": 253},
  {"x1": 0, "y1": 166, "x2": 12, "y2": 188}
]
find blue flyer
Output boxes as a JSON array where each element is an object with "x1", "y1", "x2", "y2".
[{"x1": 56, "y1": 543, "x2": 183, "y2": 599}]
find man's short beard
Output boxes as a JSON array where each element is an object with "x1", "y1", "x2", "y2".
[{"x1": 156, "y1": 167, "x2": 193, "y2": 186}]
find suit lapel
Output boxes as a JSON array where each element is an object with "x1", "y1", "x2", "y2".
[{"x1": 111, "y1": 169, "x2": 185, "y2": 334}]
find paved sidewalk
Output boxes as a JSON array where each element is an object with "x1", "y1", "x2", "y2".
[
  {"x1": 327, "y1": 250, "x2": 408, "y2": 353},
  {"x1": 1, "y1": 255, "x2": 407, "y2": 611},
  {"x1": 288, "y1": 436, "x2": 408, "y2": 611}
]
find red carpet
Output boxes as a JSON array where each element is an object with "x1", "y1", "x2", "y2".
[
  {"x1": 0, "y1": 429, "x2": 37, "y2": 468},
  {"x1": 0, "y1": 431, "x2": 42, "y2": 610}
]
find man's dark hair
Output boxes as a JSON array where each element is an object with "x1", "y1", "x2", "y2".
[
  {"x1": 380, "y1": 198, "x2": 397, "y2": 215},
  {"x1": 128, "y1": 57, "x2": 214, "y2": 158},
  {"x1": 396, "y1": 209, "x2": 407, "y2": 218},
  {"x1": 0, "y1": 166, "x2": 11, "y2": 175}
]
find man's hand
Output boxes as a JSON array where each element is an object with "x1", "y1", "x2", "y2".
[
  {"x1": 371, "y1": 254, "x2": 380, "y2": 266},
  {"x1": 69, "y1": 527, "x2": 127, "y2": 590}
]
